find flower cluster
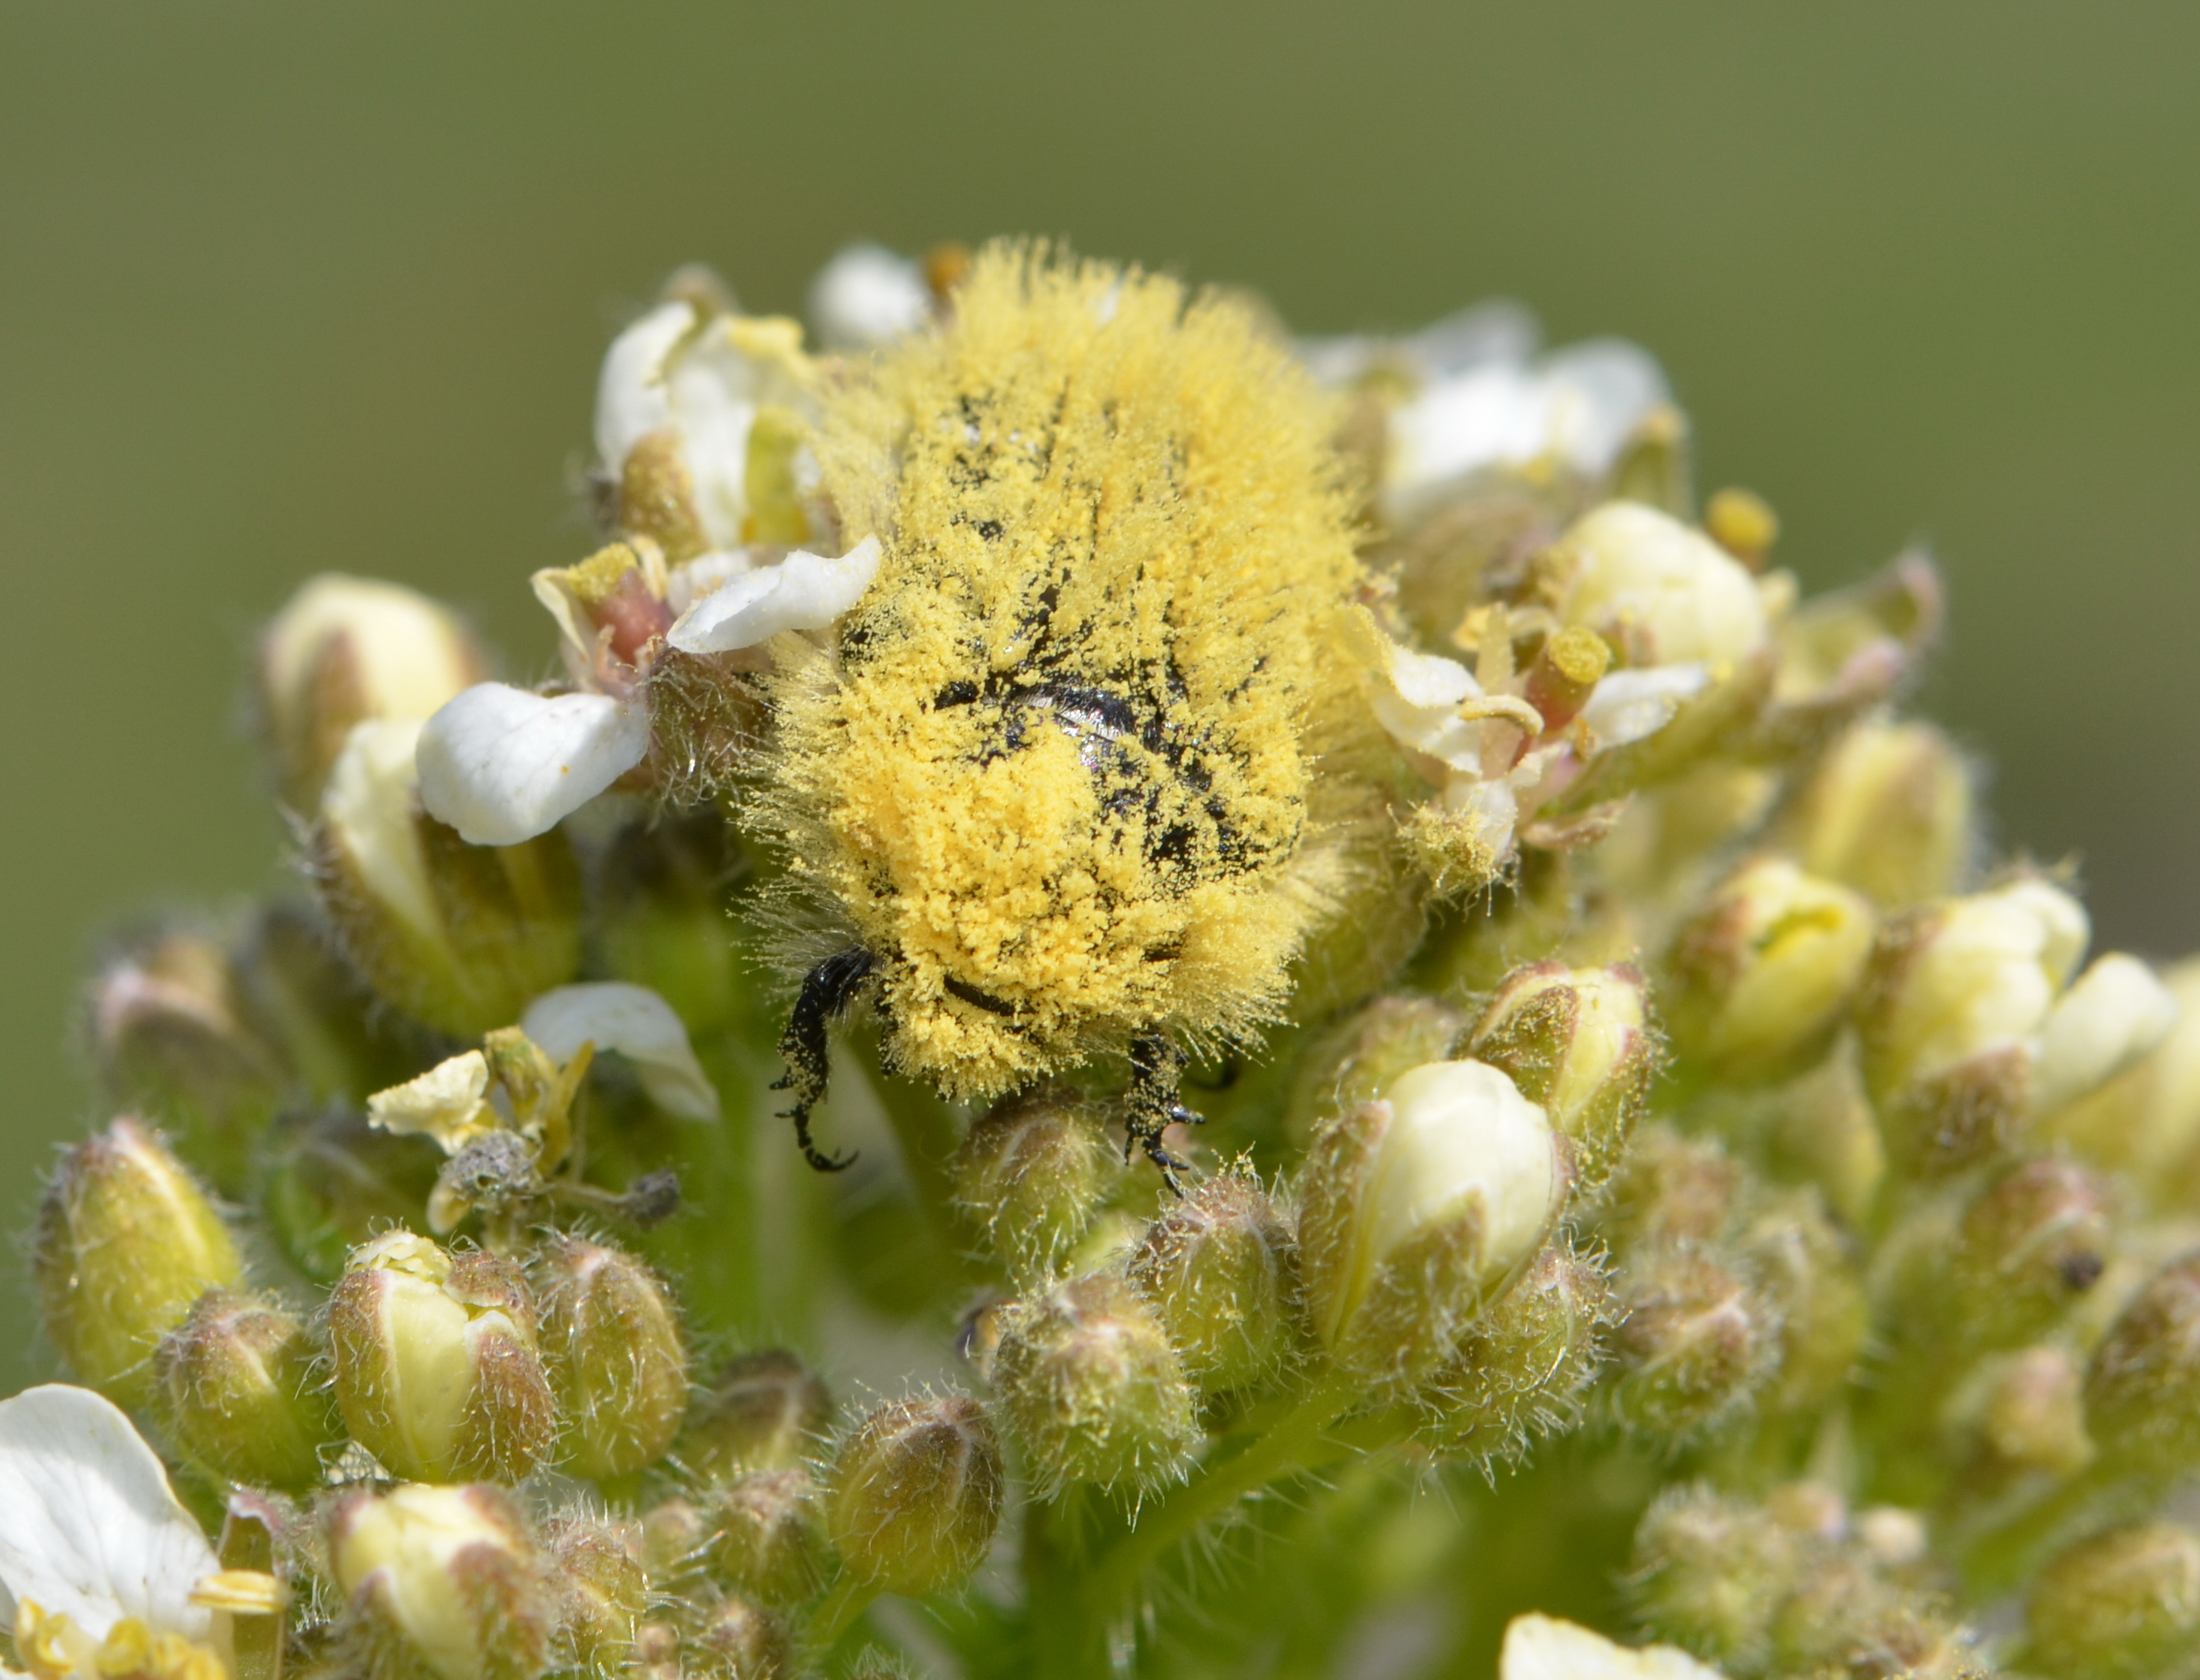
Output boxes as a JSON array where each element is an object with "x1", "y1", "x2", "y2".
[{"x1": 14, "y1": 237, "x2": 2200, "y2": 1680}]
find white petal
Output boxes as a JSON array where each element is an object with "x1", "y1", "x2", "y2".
[
  {"x1": 367, "y1": 1051, "x2": 497, "y2": 1153},
  {"x1": 809, "y1": 243, "x2": 931, "y2": 349},
  {"x1": 666, "y1": 550, "x2": 756, "y2": 615},
  {"x1": 594, "y1": 301, "x2": 695, "y2": 471},
  {"x1": 522, "y1": 983, "x2": 720, "y2": 1121},
  {"x1": 0, "y1": 1386, "x2": 219, "y2": 1643},
  {"x1": 1500, "y1": 1613, "x2": 1726, "y2": 1679},
  {"x1": 1577, "y1": 663, "x2": 1713, "y2": 750},
  {"x1": 416, "y1": 684, "x2": 648, "y2": 847},
  {"x1": 2035, "y1": 953, "x2": 2181, "y2": 1116},
  {"x1": 666, "y1": 537, "x2": 882, "y2": 653}
]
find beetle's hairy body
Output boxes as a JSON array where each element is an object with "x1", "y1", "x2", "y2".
[{"x1": 766, "y1": 246, "x2": 1367, "y2": 1103}]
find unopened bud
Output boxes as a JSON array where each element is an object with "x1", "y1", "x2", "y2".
[
  {"x1": 681, "y1": 1349, "x2": 832, "y2": 1481},
  {"x1": 953, "y1": 1089, "x2": 1113, "y2": 1283},
  {"x1": 152, "y1": 1289, "x2": 339, "y2": 1492},
  {"x1": 1299, "y1": 1060, "x2": 1562, "y2": 1380},
  {"x1": 34, "y1": 1117, "x2": 243, "y2": 1404},
  {"x1": 1544, "y1": 500, "x2": 1768, "y2": 667},
  {"x1": 1287, "y1": 993, "x2": 1467, "y2": 1145},
  {"x1": 1781, "y1": 721, "x2": 1974, "y2": 909},
  {"x1": 260, "y1": 574, "x2": 488, "y2": 811},
  {"x1": 230, "y1": 901, "x2": 421, "y2": 1107},
  {"x1": 545, "y1": 1516, "x2": 646, "y2": 1674},
  {"x1": 825, "y1": 1394, "x2": 1005, "y2": 1595},
  {"x1": 535, "y1": 1236, "x2": 688, "y2": 1480},
  {"x1": 330, "y1": 1483, "x2": 550, "y2": 1680},
  {"x1": 1467, "y1": 962, "x2": 1655, "y2": 1194},
  {"x1": 2033, "y1": 952, "x2": 2179, "y2": 1119},
  {"x1": 1628, "y1": 1485, "x2": 1802, "y2": 1673},
  {"x1": 1129, "y1": 1169, "x2": 1301, "y2": 1393},
  {"x1": 639, "y1": 1497, "x2": 710, "y2": 1578},
  {"x1": 2027, "y1": 1522, "x2": 2200, "y2": 1680},
  {"x1": 313, "y1": 720, "x2": 582, "y2": 1039},
  {"x1": 1610, "y1": 1242, "x2": 1780, "y2": 1440},
  {"x1": 1741, "y1": 1190, "x2": 1867, "y2": 1417},
  {"x1": 707, "y1": 1469, "x2": 826, "y2": 1606},
  {"x1": 1666, "y1": 857, "x2": 1876, "y2": 1081},
  {"x1": 1977, "y1": 1345, "x2": 2093, "y2": 1478},
  {"x1": 2086, "y1": 1253, "x2": 2200, "y2": 1479},
  {"x1": 1704, "y1": 487, "x2": 1780, "y2": 569},
  {"x1": 689, "y1": 1597, "x2": 791, "y2": 1680},
  {"x1": 263, "y1": 1108, "x2": 445, "y2": 1284},
  {"x1": 1941, "y1": 1158, "x2": 2111, "y2": 1353},
  {"x1": 1414, "y1": 1239, "x2": 1612, "y2": 1466},
  {"x1": 994, "y1": 1272, "x2": 1199, "y2": 1494},
  {"x1": 1599, "y1": 1125, "x2": 1739, "y2": 1254},
  {"x1": 327, "y1": 1231, "x2": 556, "y2": 1482}
]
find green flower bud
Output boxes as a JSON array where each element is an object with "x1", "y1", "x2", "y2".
[
  {"x1": 993, "y1": 1272, "x2": 1199, "y2": 1494},
  {"x1": 1741, "y1": 1189, "x2": 1868, "y2": 1417},
  {"x1": 258, "y1": 573, "x2": 488, "y2": 811},
  {"x1": 1974, "y1": 1345, "x2": 2093, "y2": 1478},
  {"x1": 328, "y1": 1482, "x2": 552, "y2": 1680},
  {"x1": 1467, "y1": 961, "x2": 1656, "y2": 1194},
  {"x1": 1598, "y1": 1124, "x2": 1739, "y2": 1254},
  {"x1": 231, "y1": 900, "x2": 426, "y2": 1107},
  {"x1": 1128, "y1": 1169, "x2": 1301, "y2": 1393},
  {"x1": 1298, "y1": 1060, "x2": 1562, "y2": 1381},
  {"x1": 639, "y1": 1496, "x2": 711, "y2": 1579},
  {"x1": 34, "y1": 1116, "x2": 244, "y2": 1404},
  {"x1": 825, "y1": 1393, "x2": 1005, "y2": 1596},
  {"x1": 1666, "y1": 856, "x2": 1877, "y2": 1082},
  {"x1": 1547, "y1": 501, "x2": 1767, "y2": 668},
  {"x1": 152, "y1": 1287, "x2": 340, "y2": 1492},
  {"x1": 1286, "y1": 993, "x2": 1467, "y2": 1146},
  {"x1": 1941, "y1": 1157, "x2": 2110, "y2": 1353},
  {"x1": 1780, "y1": 719, "x2": 1974, "y2": 910},
  {"x1": 1413, "y1": 1238, "x2": 1612, "y2": 1466},
  {"x1": 544, "y1": 1516, "x2": 647, "y2": 1675},
  {"x1": 312, "y1": 719, "x2": 582, "y2": 1039},
  {"x1": 706, "y1": 1469, "x2": 827, "y2": 1606},
  {"x1": 2086, "y1": 1252, "x2": 2200, "y2": 1479},
  {"x1": 327, "y1": 1231, "x2": 556, "y2": 1482},
  {"x1": 2027, "y1": 1522, "x2": 2200, "y2": 1680},
  {"x1": 1609, "y1": 1242, "x2": 1780, "y2": 1440},
  {"x1": 953, "y1": 1088, "x2": 1114, "y2": 1284},
  {"x1": 682, "y1": 1349, "x2": 833, "y2": 1482},
  {"x1": 689, "y1": 1596, "x2": 791, "y2": 1680},
  {"x1": 88, "y1": 925, "x2": 285, "y2": 1189},
  {"x1": 536, "y1": 1235, "x2": 688, "y2": 1481},
  {"x1": 263, "y1": 1107, "x2": 446, "y2": 1284},
  {"x1": 1628, "y1": 1485, "x2": 1803, "y2": 1673}
]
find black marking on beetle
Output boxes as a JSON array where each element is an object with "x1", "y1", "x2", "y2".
[
  {"x1": 1125, "y1": 1033, "x2": 1204, "y2": 1194},
  {"x1": 774, "y1": 948, "x2": 879, "y2": 1172}
]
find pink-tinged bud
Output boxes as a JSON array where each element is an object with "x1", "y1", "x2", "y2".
[
  {"x1": 1467, "y1": 962, "x2": 1656, "y2": 1194},
  {"x1": 327, "y1": 1231, "x2": 556, "y2": 1482},
  {"x1": 327, "y1": 1483, "x2": 552, "y2": 1680},
  {"x1": 689, "y1": 1596, "x2": 792, "y2": 1680},
  {"x1": 953, "y1": 1088, "x2": 1115, "y2": 1284},
  {"x1": 1299, "y1": 1060, "x2": 1563, "y2": 1381},
  {"x1": 993, "y1": 1272, "x2": 1199, "y2": 1495},
  {"x1": 2027, "y1": 1522, "x2": 2200, "y2": 1680},
  {"x1": 1610, "y1": 1243, "x2": 1780, "y2": 1441},
  {"x1": 535, "y1": 1236, "x2": 688, "y2": 1481},
  {"x1": 2086, "y1": 1253, "x2": 2200, "y2": 1479},
  {"x1": 34, "y1": 1116, "x2": 244, "y2": 1405},
  {"x1": 706, "y1": 1469, "x2": 827, "y2": 1606},
  {"x1": 544, "y1": 1516, "x2": 647, "y2": 1674},
  {"x1": 1780, "y1": 720, "x2": 1974, "y2": 910},
  {"x1": 825, "y1": 1394, "x2": 1005, "y2": 1596},
  {"x1": 681, "y1": 1349, "x2": 833, "y2": 1482},
  {"x1": 1129, "y1": 1169, "x2": 1302, "y2": 1393},
  {"x1": 153, "y1": 1288, "x2": 340, "y2": 1493}
]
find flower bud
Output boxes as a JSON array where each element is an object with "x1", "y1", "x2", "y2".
[
  {"x1": 682, "y1": 1349, "x2": 833, "y2": 1482},
  {"x1": 1598, "y1": 1124, "x2": 1738, "y2": 1254},
  {"x1": 328, "y1": 1483, "x2": 551, "y2": 1680},
  {"x1": 1299, "y1": 1060, "x2": 1562, "y2": 1379},
  {"x1": 34, "y1": 1116, "x2": 244, "y2": 1404},
  {"x1": 953, "y1": 1089, "x2": 1114, "y2": 1283},
  {"x1": 1128, "y1": 1170, "x2": 1301, "y2": 1393},
  {"x1": 2032, "y1": 952, "x2": 2180, "y2": 1119},
  {"x1": 706, "y1": 1469, "x2": 826, "y2": 1605},
  {"x1": 689, "y1": 1597, "x2": 792, "y2": 1680},
  {"x1": 263, "y1": 1107, "x2": 446, "y2": 1284},
  {"x1": 1543, "y1": 500, "x2": 1770, "y2": 667},
  {"x1": 260, "y1": 574, "x2": 489, "y2": 811},
  {"x1": 994, "y1": 1272, "x2": 1198, "y2": 1494},
  {"x1": 88, "y1": 925, "x2": 285, "y2": 1189},
  {"x1": 1975, "y1": 1345, "x2": 2093, "y2": 1478},
  {"x1": 1628, "y1": 1485, "x2": 1803, "y2": 1673},
  {"x1": 535, "y1": 1235, "x2": 688, "y2": 1481},
  {"x1": 1780, "y1": 720, "x2": 1974, "y2": 909},
  {"x1": 1286, "y1": 993, "x2": 1468, "y2": 1145},
  {"x1": 639, "y1": 1496, "x2": 710, "y2": 1578},
  {"x1": 2086, "y1": 1252, "x2": 2200, "y2": 1479},
  {"x1": 327, "y1": 1231, "x2": 556, "y2": 1482},
  {"x1": 1741, "y1": 1191, "x2": 1868, "y2": 1418},
  {"x1": 1940, "y1": 1157, "x2": 2111, "y2": 1353},
  {"x1": 2027, "y1": 1522, "x2": 2200, "y2": 1680},
  {"x1": 231, "y1": 900, "x2": 425, "y2": 1105},
  {"x1": 1467, "y1": 962, "x2": 1655, "y2": 1194},
  {"x1": 1414, "y1": 1239, "x2": 1612, "y2": 1466},
  {"x1": 313, "y1": 719, "x2": 582, "y2": 1039},
  {"x1": 544, "y1": 1516, "x2": 647, "y2": 1674},
  {"x1": 1666, "y1": 857, "x2": 1877, "y2": 1081},
  {"x1": 1609, "y1": 1242, "x2": 1780, "y2": 1440},
  {"x1": 826, "y1": 1394, "x2": 1005, "y2": 1596},
  {"x1": 152, "y1": 1288, "x2": 340, "y2": 1492}
]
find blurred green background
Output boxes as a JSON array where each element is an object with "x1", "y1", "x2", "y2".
[{"x1": 2, "y1": 1, "x2": 2196, "y2": 1387}]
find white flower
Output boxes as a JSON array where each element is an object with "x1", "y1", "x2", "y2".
[
  {"x1": 0, "y1": 1385, "x2": 276, "y2": 1680},
  {"x1": 366, "y1": 1051, "x2": 498, "y2": 1151},
  {"x1": 415, "y1": 685, "x2": 648, "y2": 847},
  {"x1": 666, "y1": 535, "x2": 883, "y2": 654},
  {"x1": 522, "y1": 982, "x2": 720, "y2": 1121},
  {"x1": 594, "y1": 303, "x2": 815, "y2": 553},
  {"x1": 1500, "y1": 1613, "x2": 1726, "y2": 1679},
  {"x1": 2033, "y1": 951, "x2": 2179, "y2": 1116},
  {"x1": 1553, "y1": 503, "x2": 1771, "y2": 668},
  {"x1": 809, "y1": 243, "x2": 932, "y2": 349},
  {"x1": 1576, "y1": 664, "x2": 1715, "y2": 749}
]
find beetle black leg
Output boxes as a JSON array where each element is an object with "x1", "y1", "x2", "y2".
[
  {"x1": 774, "y1": 948, "x2": 879, "y2": 1172},
  {"x1": 1125, "y1": 1034, "x2": 1203, "y2": 1194}
]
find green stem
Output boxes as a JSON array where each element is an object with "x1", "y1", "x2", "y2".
[{"x1": 810, "y1": 1576, "x2": 881, "y2": 1649}]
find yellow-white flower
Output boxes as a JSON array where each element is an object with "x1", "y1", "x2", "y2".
[
  {"x1": 808, "y1": 243, "x2": 932, "y2": 350},
  {"x1": 0, "y1": 1386, "x2": 277, "y2": 1680},
  {"x1": 520, "y1": 981, "x2": 720, "y2": 1121},
  {"x1": 1500, "y1": 1613, "x2": 1726, "y2": 1679}
]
